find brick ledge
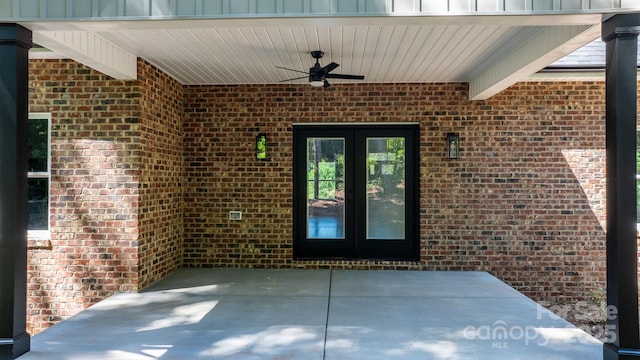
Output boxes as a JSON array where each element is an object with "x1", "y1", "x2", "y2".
[{"x1": 27, "y1": 231, "x2": 52, "y2": 250}]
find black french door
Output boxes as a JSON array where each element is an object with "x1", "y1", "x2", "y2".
[{"x1": 293, "y1": 125, "x2": 419, "y2": 260}]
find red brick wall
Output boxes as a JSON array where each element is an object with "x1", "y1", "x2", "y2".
[
  {"x1": 137, "y1": 60, "x2": 184, "y2": 288},
  {"x1": 26, "y1": 59, "x2": 613, "y2": 333},
  {"x1": 182, "y1": 83, "x2": 607, "y2": 305},
  {"x1": 28, "y1": 59, "x2": 141, "y2": 333},
  {"x1": 26, "y1": 59, "x2": 183, "y2": 334}
]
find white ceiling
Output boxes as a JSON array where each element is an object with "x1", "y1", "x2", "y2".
[
  {"x1": 26, "y1": 14, "x2": 604, "y2": 95},
  {"x1": 100, "y1": 24, "x2": 542, "y2": 85}
]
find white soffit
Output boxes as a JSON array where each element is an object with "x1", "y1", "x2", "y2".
[
  {"x1": 8, "y1": 0, "x2": 640, "y2": 98},
  {"x1": 23, "y1": 14, "x2": 604, "y2": 91},
  {"x1": 33, "y1": 30, "x2": 137, "y2": 80},
  {"x1": 469, "y1": 24, "x2": 601, "y2": 100}
]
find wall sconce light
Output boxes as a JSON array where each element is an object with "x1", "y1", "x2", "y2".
[
  {"x1": 447, "y1": 132, "x2": 460, "y2": 159},
  {"x1": 256, "y1": 133, "x2": 267, "y2": 160}
]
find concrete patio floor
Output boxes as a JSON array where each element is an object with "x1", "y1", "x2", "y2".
[{"x1": 18, "y1": 268, "x2": 602, "y2": 359}]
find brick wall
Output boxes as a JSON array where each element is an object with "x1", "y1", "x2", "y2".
[
  {"x1": 28, "y1": 59, "x2": 141, "y2": 333},
  {"x1": 26, "y1": 59, "x2": 614, "y2": 334},
  {"x1": 137, "y1": 60, "x2": 184, "y2": 288},
  {"x1": 26, "y1": 59, "x2": 183, "y2": 334},
  {"x1": 182, "y1": 83, "x2": 607, "y2": 306}
]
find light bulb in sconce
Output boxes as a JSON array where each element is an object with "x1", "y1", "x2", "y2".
[{"x1": 447, "y1": 132, "x2": 460, "y2": 159}]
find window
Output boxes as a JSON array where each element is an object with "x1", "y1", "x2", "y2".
[
  {"x1": 293, "y1": 125, "x2": 419, "y2": 260},
  {"x1": 28, "y1": 113, "x2": 51, "y2": 238},
  {"x1": 638, "y1": 132, "x2": 640, "y2": 223}
]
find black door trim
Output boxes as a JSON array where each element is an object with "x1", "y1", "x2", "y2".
[{"x1": 293, "y1": 124, "x2": 419, "y2": 261}]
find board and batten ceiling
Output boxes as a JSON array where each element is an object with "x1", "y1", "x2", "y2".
[{"x1": 9, "y1": 0, "x2": 640, "y2": 99}]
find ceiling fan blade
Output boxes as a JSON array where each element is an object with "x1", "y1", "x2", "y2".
[
  {"x1": 323, "y1": 80, "x2": 330, "y2": 88},
  {"x1": 275, "y1": 66, "x2": 309, "y2": 75},
  {"x1": 321, "y1": 62, "x2": 339, "y2": 73},
  {"x1": 279, "y1": 76, "x2": 308, "y2": 82},
  {"x1": 325, "y1": 74, "x2": 365, "y2": 80}
]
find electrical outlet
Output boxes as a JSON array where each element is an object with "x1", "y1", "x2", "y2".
[{"x1": 229, "y1": 211, "x2": 242, "y2": 221}]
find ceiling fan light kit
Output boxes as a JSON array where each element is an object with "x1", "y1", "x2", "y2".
[{"x1": 277, "y1": 50, "x2": 365, "y2": 88}]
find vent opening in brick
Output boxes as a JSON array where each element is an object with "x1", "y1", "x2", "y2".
[{"x1": 229, "y1": 211, "x2": 242, "y2": 221}]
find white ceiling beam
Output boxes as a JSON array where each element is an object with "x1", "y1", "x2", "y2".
[
  {"x1": 33, "y1": 31, "x2": 137, "y2": 80},
  {"x1": 468, "y1": 24, "x2": 600, "y2": 100}
]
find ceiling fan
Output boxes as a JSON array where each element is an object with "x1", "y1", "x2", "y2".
[{"x1": 277, "y1": 50, "x2": 365, "y2": 88}]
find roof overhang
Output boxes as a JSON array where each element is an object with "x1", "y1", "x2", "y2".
[{"x1": 5, "y1": 0, "x2": 639, "y2": 99}]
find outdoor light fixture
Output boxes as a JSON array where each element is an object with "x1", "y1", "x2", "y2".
[
  {"x1": 309, "y1": 74, "x2": 325, "y2": 87},
  {"x1": 309, "y1": 71, "x2": 327, "y2": 87},
  {"x1": 256, "y1": 133, "x2": 267, "y2": 160},
  {"x1": 447, "y1": 132, "x2": 460, "y2": 159}
]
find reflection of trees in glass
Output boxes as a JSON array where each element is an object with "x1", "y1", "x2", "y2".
[
  {"x1": 256, "y1": 134, "x2": 267, "y2": 159},
  {"x1": 308, "y1": 138, "x2": 344, "y2": 200},
  {"x1": 28, "y1": 178, "x2": 48, "y2": 230},
  {"x1": 29, "y1": 119, "x2": 48, "y2": 172},
  {"x1": 368, "y1": 138, "x2": 405, "y2": 196},
  {"x1": 308, "y1": 162, "x2": 336, "y2": 199},
  {"x1": 28, "y1": 118, "x2": 50, "y2": 230}
]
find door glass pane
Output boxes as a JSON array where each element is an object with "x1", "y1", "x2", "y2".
[
  {"x1": 366, "y1": 138, "x2": 405, "y2": 239},
  {"x1": 28, "y1": 178, "x2": 49, "y2": 230},
  {"x1": 28, "y1": 118, "x2": 48, "y2": 172},
  {"x1": 307, "y1": 138, "x2": 345, "y2": 239}
]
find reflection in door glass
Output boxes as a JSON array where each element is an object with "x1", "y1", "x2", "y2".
[
  {"x1": 307, "y1": 138, "x2": 345, "y2": 239},
  {"x1": 366, "y1": 138, "x2": 405, "y2": 239}
]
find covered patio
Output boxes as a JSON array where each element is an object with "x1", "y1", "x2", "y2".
[
  {"x1": 18, "y1": 268, "x2": 600, "y2": 359},
  {"x1": 2, "y1": 2, "x2": 640, "y2": 360}
]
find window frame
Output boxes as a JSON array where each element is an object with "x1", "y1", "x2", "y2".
[{"x1": 27, "y1": 112, "x2": 51, "y2": 240}]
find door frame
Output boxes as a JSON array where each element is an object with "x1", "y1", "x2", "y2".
[{"x1": 292, "y1": 124, "x2": 420, "y2": 261}]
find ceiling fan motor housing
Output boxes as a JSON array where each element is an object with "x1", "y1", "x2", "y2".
[
  {"x1": 309, "y1": 73, "x2": 324, "y2": 81},
  {"x1": 277, "y1": 50, "x2": 364, "y2": 88}
]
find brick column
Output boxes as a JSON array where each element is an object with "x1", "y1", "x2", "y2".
[
  {"x1": 0, "y1": 24, "x2": 32, "y2": 360},
  {"x1": 602, "y1": 13, "x2": 640, "y2": 360}
]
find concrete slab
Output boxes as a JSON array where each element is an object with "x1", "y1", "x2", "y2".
[
  {"x1": 17, "y1": 268, "x2": 602, "y2": 360},
  {"x1": 326, "y1": 297, "x2": 600, "y2": 359},
  {"x1": 23, "y1": 294, "x2": 328, "y2": 359},
  {"x1": 330, "y1": 270, "x2": 523, "y2": 298},
  {"x1": 143, "y1": 267, "x2": 331, "y2": 296},
  {"x1": 327, "y1": 270, "x2": 600, "y2": 359}
]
